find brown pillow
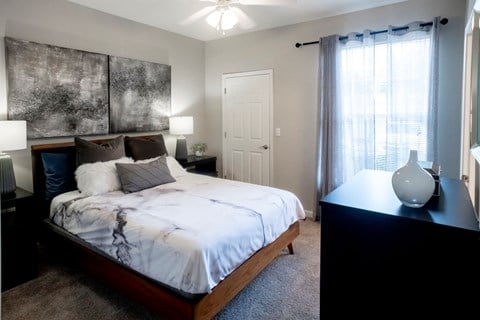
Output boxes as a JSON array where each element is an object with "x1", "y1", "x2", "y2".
[
  {"x1": 125, "y1": 134, "x2": 168, "y2": 161},
  {"x1": 75, "y1": 135, "x2": 126, "y2": 166}
]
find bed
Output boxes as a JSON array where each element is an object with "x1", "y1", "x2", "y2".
[{"x1": 31, "y1": 135, "x2": 305, "y2": 319}]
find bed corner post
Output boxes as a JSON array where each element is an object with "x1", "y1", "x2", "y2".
[{"x1": 287, "y1": 243, "x2": 294, "y2": 255}]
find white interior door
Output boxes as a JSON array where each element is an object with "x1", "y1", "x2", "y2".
[{"x1": 222, "y1": 70, "x2": 273, "y2": 186}]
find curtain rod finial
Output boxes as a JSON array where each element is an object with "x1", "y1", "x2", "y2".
[{"x1": 295, "y1": 42, "x2": 302, "y2": 48}]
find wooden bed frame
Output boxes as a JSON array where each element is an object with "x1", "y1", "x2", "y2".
[{"x1": 31, "y1": 137, "x2": 300, "y2": 320}]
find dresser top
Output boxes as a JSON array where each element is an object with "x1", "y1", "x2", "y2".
[{"x1": 320, "y1": 170, "x2": 480, "y2": 232}]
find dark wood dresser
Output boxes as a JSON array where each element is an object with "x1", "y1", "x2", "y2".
[{"x1": 319, "y1": 170, "x2": 480, "y2": 319}]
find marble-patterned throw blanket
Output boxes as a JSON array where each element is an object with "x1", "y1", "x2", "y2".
[{"x1": 50, "y1": 173, "x2": 305, "y2": 294}]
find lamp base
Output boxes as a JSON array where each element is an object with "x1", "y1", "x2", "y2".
[
  {"x1": 0, "y1": 153, "x2": 17, "y2": 196},
  {"x1": 175, "y1": 138, "x2": 188, "y2": 160}
]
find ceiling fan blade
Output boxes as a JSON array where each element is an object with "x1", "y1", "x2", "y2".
[
  {"x1": 231, "y1": 7, "x2": 256, "y2": 29},
  {"x1": 238, "y1": 0, "x2": 297, "y2": 6},
  {"x1": 180, "y1": 6, "x2": 216, "y2": 26}
]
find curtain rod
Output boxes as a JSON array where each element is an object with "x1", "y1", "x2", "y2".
[{"x1": 294, "y1": 17, "x2": 448, "y2": 48}]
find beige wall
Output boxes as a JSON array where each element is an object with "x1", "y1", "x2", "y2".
[
  {"x1": 205, "y1": 0, "x2": 466, "y2": 214},
  {"x1": 0, "y1": 0, "x2": 206, "y2": 192}
]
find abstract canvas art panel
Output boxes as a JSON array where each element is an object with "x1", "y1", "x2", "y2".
[
  {"x1": 109, "y1": 56, "x2": 171, "y2": 133},
  {"x1": 5, "y1": 37, "x2": 109, "y2": 138}
]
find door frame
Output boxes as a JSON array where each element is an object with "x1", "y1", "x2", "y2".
[{"x1": 222, "y1": 69, "x2": 274, "y2": 186}]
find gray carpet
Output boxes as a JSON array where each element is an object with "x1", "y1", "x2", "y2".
[{"x1": 1, "y1": 219, "x2": 320, "y2": 320}]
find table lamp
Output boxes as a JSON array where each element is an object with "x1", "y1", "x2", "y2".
[
  {"x1": 0, "y1": 120, "x2": 27, "y2": 196},
  {"x1": 169, "y1": 116, "x2": 193, "y2": 160}
]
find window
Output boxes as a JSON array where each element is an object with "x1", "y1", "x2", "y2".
[{"x1": 337, "y1": 30, "x2": 435, "y2": 175}]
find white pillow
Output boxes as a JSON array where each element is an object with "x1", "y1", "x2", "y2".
[
  {"x1": 167, "y1": 156, "x2": 188, "y2": 178},
  {"x1": 75, "y1": 157, "x2": 134, "y2": 196},
  {"x1": 135, "y1": 156, "x2": 161, "y2": 164},
  {"x1": 136, "y1": 156, "x2": 187, "y2": 178}
]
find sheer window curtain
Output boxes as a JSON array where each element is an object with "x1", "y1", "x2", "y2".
[{"x1": 316, "y1": 18, "x2": 440, "y2": 221}]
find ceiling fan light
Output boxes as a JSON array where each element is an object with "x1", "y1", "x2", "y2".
[
  {"x1": 206, "y1": 10, "x2": 221, "y2": 28},
  {"x1": 221, "y1": 9, "x2": 238, "y2": 29}
]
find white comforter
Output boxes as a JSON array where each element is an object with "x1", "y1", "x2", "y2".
[{"x1": 50, "y1": 173, "x2": 305, "y2": 294}]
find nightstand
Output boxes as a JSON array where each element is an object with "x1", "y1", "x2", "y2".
[
  {"x1": 1, "y1": 187, "x2": 38, "y2": 291},
  {"x1": 177, "y1": 155, "x2": 217, "y2": 177}
]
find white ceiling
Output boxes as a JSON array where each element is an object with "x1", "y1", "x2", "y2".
[{"x1": 67, "y1": 0, "x2": 407, "y2": 41}]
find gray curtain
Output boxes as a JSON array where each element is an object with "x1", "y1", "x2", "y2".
[{"x1": 315, "y1": 35, "x2": 339, "y2": 221}]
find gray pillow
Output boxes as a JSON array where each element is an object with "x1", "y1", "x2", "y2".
[
  {"x1": 75, "y1": 135, "x2": 125, "y2": 167},
  {"x1": 116, "y1": 156, "x2": 176, "y2": 193}
]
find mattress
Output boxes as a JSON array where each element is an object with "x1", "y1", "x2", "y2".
[{"x1": 50, "y1": 173, "x2": 305, "y2": 294}]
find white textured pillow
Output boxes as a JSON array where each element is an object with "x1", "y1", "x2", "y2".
[
  {"x1": 136, "y1": 156, "x2": 187, "y2": 178},
  {"x1": 75, "y1": 157, "x2": 134, "y2": 196},
  {"x1": 166, "y1": 156, "x2": 188, "y2": 178}
]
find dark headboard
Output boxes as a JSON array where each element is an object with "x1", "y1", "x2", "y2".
[{"x1": 31, "y1": 135, "x2": 158, "y2": 218}]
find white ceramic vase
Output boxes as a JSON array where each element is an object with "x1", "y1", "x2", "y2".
[{"x1": 391, "y1": 150, "x2": 435, "y2": 208}]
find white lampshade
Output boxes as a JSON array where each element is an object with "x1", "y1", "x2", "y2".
[
  {"x1": 206, "y1": 7, "x2": 238, "y2": 31},
  {"x1": 0, "y1": 120, "x2": 27, "y2": 152},
  {"x1": 207, "y1": 10, "x2": 222, "y2": 28},
  {"x1": 0, "y1": 120, "x2": 26, "y2": 195},
  {"x1": 169, "y1": 116, "x2": 194, "y2": 135},
  {"x1": 221, "y1": 9, "x2": 238, "y2": 30}
]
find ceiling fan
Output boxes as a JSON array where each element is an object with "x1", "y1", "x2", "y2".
[{"x1": 183, "y1": 0, "x2": 297, "y2": 35}]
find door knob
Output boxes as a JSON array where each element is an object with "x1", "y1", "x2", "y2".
[{"x1": 261, "y1": 145, "x2": 269, "y2": 150}]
